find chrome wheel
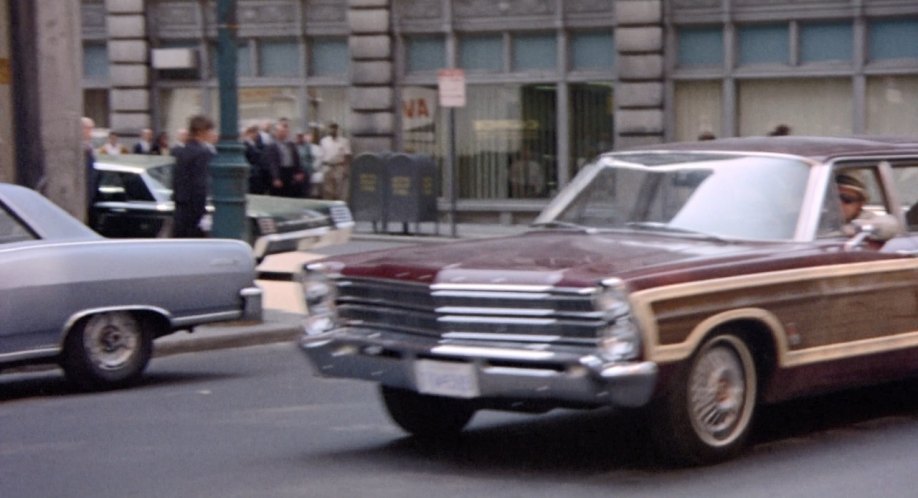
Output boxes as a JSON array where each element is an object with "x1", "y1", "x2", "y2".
[
  {"x1": 687, "y1": 335, "x2": 756, "y2": 448},
  {"x1": 63, "y1": 311, "x2": 153, "y2": 390},
  {"x1": 83, "y1": 312, "x2": 141, "y2": 370}
]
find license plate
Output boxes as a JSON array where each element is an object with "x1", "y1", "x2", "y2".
[{"x1": 415, "y1": 360, "x2": 479, "y2": 399}]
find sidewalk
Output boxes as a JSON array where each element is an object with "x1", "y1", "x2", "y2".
[{"x1": 154, "y1": 221, "x2": 531, "y2": 358}]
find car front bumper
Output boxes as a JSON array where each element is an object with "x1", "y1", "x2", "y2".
[
  {"x1": 300, "y1": 327, "x2": 658, "y2": 409},
  {"x1": 252, "y1": 222, "x2": 354, "y2": 259}
]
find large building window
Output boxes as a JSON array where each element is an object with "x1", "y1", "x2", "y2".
[
  {"x1": 677, "y1": 27, "x2": 723, "y2": 67},
  {"x1": 738, "y1": 24, "x2": 789, "y2": 65},
  {"x1": 569, "y1": 83, "x2": 614, "y2": 175},
  {"x1": 866, "y1": 76, "x2": 918, "y2": 135},
  {"x1": 456, "y1": 84, "x2": 556, "y2": 199},
  {"x1": 459, "y1": 35, "x2": 503, "y2": 72},
  {"x1": 511, "y1": 33, "x2": 556, "y2": 72},
  {"x1": 800, "y1": 22, "x2": 852, "y2": 64},
  {"x1": 674, "y1": 81, "x2": 722, "y2": 141},
  {"x1": 83, "y1": 42, "x2": 109, "y2": 80},
  {"x1": 570, "y1": 32, "x2": 615, "y2": 70},
  {"x1": 868, "y1": 19, "x2": 918, "y2": 61},
  {"x1": 406, "y1": 36, "x2": 445, "y2": 73},
  {"x1": 738, "y1": 78, "x2": 852, "y2": 136},
  {"x1": 259, "y1": 39, "x2": 300, "y2": 77},
  {"x1": 309, "y1": 38, "x2": 348, "y2": 77}
]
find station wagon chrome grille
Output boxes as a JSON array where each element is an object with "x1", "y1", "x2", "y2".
[{"x1": 334, "y1": 277, "x2": 603, "y2": 346}]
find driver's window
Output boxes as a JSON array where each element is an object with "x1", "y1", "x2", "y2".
[{"x1": 818, "y1": 166, "x2": 889, "y2": 237}]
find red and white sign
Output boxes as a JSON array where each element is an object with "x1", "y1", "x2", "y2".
[{"x1": 437, "y1": 69, "x2": 466, "y2": 108}]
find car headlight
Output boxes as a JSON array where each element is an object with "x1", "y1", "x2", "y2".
[
  {"x1": 593, "y1": 279, "x2": 641, "y2": 361},
  {"x1": 301, "y1": 266, "x2": 339, "y2": 336}
]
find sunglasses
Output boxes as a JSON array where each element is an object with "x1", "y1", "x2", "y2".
[{"x1": 839, "y1": 193, "x2": 863, "y2": 205}]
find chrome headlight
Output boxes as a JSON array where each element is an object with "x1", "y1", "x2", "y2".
[
  {"x1": 301, "y1": 266, "x2": 339, "y2": 336},
  {"x1": 593, "y1": 279, "x2": 641, "y2": 361}
]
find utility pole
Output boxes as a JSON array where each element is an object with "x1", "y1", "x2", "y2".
[{"x1": 210, "y1": 0, "x2": 247, "y2": 240}]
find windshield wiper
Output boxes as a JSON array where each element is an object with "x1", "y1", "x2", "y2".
[{"x1": 625, "y1": 222, "x2": 731, "y2": 243}]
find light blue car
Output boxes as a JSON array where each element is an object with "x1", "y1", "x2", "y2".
[{"x1": 0, "y1": 183, "x2": 262, "y2": 389}]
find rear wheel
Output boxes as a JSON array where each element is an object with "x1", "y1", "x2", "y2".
[
  {"x1": 651, "y1": 333, "x2": 757, "y2": 465},
  {"x1": 62, "y1": 311, "x2": 153, "y2": 390},
  {"x1": 380, "y1": 386, "x2": 475, "y2": 438}
]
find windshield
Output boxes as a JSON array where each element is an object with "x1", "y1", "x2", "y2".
[
  {"x1": 547, "y1": 153, "x2": 812, "y2": 241},
  {"x1": 147, "y1": 164, "x2": 175, "y2": 198}
]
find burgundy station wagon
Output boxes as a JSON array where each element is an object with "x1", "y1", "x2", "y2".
[{"x1": 299, "y1": 136, "x2": 918, "y2": 465}]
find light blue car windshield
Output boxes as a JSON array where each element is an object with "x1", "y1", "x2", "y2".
[
  {"x1": 147, "y1": 164, "x2": 175, "y2": 197},
  {"x1": 552, "y1": 153, "x2": 811, "y2": 241}
]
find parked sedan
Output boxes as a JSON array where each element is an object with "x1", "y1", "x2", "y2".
[
  {"x1": 91, "y1": 154, "x2": 354, "y2": 259},
  {"x1": 0, "y1": 182, "x2": 262, "y2": 389},
  {"x1": 299, "y1": 136, "x2": 918, "y2": 465}
]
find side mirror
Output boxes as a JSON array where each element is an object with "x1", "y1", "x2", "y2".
[{"x1": 844, "y1": 214, "x2": 900, "y2": 250}]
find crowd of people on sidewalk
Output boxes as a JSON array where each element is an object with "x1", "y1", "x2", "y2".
[
  {"x1": 104, "y1": 118, "x2": 352, "y2": 203},
  {"x1": 83, "y1": 115, "x2": 352, "y2": 240}
]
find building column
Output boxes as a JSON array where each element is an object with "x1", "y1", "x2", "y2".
[
  {"x1": 105, "y1": 0, "x2": 151, "y2": 136},
  {"x1": 614, "y1": 0, "x2": 665, "y2": 149},
  {"x1": 348, "y1": 0, "x2": 394, "y2": 153}
]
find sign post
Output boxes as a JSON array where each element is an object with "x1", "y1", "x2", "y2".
[{"x1": 438, "y1": 69, "x2": 465, "y2": 238}]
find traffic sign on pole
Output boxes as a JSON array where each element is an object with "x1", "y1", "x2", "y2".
[{"x1": 438, "y1": 69, "x2": 466, "y2": 108}]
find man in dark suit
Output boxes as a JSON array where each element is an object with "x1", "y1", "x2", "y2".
[
  {"x1": 171, "y1": 116, "x2": 215, "y2": 238},
  {"x1": 263, "y1": 121, "x2": 307, "y2": 197},
  {"x1": 132, "y1": 128, "x2": 154, "y2": 154},
  {"x1": 242, "y1": 124, "x2": 269, "y2": 194}
]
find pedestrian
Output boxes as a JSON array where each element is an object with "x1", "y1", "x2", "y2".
[
  {"x1": 319, "y1": 121, "x2": 352, "y2": 201},
  {"x1": 767, "y1": 124, "x2": 791, "y2": 136},
  {"x1": 170, "y1": 128, "x2": 188, "y2": 156},
  {"x1": 264, "y1": 121, "x2": 308, "y2": 197},
  {"x1": 99, "y1": 131, "x2": 127, "y2": 156},
  {"x1": 296, "y1": 131, "x2": 318, "y2": 197},
  {"x1": 242, "y1": 124, "x2": 269, "y2": 194},
  {"x1": 82, "y1": 116, "x2": 100, "y2": 225},
  {"x1": 152, "y1": 131, "x2": 171, "y2": 155},
  {"x1": 171, "y1": 115, "x2": 215, "y2": 238},
  {"x1": 132, "y1": 128, "x2": 155, "y2": 154},
  {"x1": 306, "y1": 125, "x2": 325, "y2": 198}
]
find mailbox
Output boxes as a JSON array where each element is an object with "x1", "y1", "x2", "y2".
[
  {"x1": 348, "y1": 152, "x2": 439, "y2": 235},
  {"x1": 348, "y1": 152, "x2": 388, "y2": 232}
]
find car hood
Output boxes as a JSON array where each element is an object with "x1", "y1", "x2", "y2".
[{"x1": 331, "y1": 229, "x2": 820, "y2": 290}]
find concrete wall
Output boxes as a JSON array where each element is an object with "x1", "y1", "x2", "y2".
[
  {"x1": 106, "y1": 0, "x2": 150, "y2": 134},
  {"x1": 614, "y1": 0, "x2": 664, "y2": 149},
  {"x1": 348, "y1": 0, "x2": 394, "y2": 153},
  {"x1": 36, "y1": 0, "x2": 86, "y2": 219}
]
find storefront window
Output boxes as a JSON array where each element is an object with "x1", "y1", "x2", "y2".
[
  {"x1": 738, "y1": 78, "x2": 851, "y2": 136},
  {"x1": 674, "y1": 80, "x2": 722, "y2": 141},
  {"x1": 159, "y1": 88, "x2": 204, "y2": 139},
  {"x1": 866, "y1": 76, "x2": 918, "y2": 135},
  {"x1": 569, "y1": 83, "x2": 613, "y2": 175},
  {"x1": 455, "y1": 84, "x2": 556, "y2": 199}
]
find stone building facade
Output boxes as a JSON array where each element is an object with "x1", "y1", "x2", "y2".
[{"x1": 80, "y1": 0, "x2": 918, "y2": 222}]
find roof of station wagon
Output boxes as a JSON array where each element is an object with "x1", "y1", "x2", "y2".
[{"x1": 622, "y1": 136, "x2": 918, "y2": 161}]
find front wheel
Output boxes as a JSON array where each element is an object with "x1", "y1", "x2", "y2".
[
  {"x1": 651, "y1": 333, "x2": 758, "y2": 465},
  {"x1": 380, "y1": 386, "x2": 475, "y2": 438},
  {"x1": 62, "y1": 311, "x2": 153, "y2": 390}
]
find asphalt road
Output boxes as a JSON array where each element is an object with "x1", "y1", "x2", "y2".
[{"x1": 4, "y1": 342, "x2": 918, "y2": 498}]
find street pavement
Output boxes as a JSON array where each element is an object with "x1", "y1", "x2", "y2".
[{"x1": 155, "y1": 221, "x2": 530, "y2": 358}]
